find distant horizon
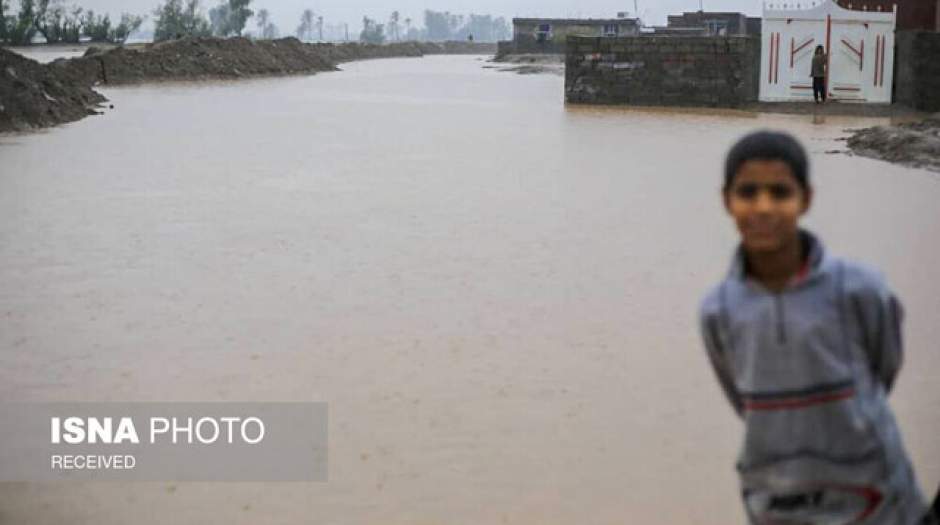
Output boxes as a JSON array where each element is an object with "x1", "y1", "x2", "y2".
[{"x1": 5, "y1": 0, "x2": 764, "y2": 37}]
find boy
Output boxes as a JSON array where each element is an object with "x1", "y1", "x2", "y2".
[{"x1": 698, "y1": 131, "x2": 930, "y2": 523}]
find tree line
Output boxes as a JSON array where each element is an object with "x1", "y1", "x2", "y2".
[
  {"x1": 1, "y1": 0, "x2": 143, "y2": 45},
  {"x1": 359, "y1": 10, "x2": 511, "y2": 44},
  {"x1": 1, "y1": 0, "x2": 511, "y2": 46}
]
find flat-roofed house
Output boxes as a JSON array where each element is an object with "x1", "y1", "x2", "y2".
[
  {"x1": 500, "y1": 16, "x2": 641, "y2": 55},
  {"x1": 665, "y1": 11, "x2": 759, "y2": 36}
]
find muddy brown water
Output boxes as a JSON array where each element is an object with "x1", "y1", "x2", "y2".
[{"x1": 1, "y1": 55, "x2": 938, "y2": 524}]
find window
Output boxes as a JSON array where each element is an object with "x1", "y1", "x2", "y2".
[
  {"x1": 602, "y1": 24, "x2": 620, "y2": 37},
  {"x1": 536, "y1": 23, "x2": 551, "y2": 43},
  {"x1": 704, "y1": 20, "x2": 729, "y2": 36}
]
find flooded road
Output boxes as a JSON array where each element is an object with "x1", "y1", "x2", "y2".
[
  {"x1": 1, "y1": 55, "x2": 938, "y2": 524},
  {"x1": 8, "y1": 44, "x2": 93, "y2": 63}
]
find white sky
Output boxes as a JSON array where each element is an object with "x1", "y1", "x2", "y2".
[{"x1": 28, "y1": 0, "x2": 764, "y2": 34}]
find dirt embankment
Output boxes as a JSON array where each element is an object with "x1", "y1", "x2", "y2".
[
  {"x1": 845, "y1": 115, "x2": 940, "y2": 173},
  {"x1": 311, "y1": 40, "x2": 495, "y2": 63},
  {"x1": 0, "y1": 38, "x2": 497, "y2": 132},
  {"x1": 421, "y1": 41, "x2": 497, "y2": 55},
  {"x1": 1, "y1": 47, "x2": 107, "y2": 133},
  {"x1": 53, "y1": 38, "x2": 497, "y2": 86},
  {"x1": 59, "y1": 37, "x2": 339, "y2": 85}
]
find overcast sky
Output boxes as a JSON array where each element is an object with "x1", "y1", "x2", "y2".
[{"x1": 46, "y1": 0, "x2": 764, "y2": 34}]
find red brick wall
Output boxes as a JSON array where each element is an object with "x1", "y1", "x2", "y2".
[{"x1": 835, "y1": 0, "x2": 940, "y2": 31}]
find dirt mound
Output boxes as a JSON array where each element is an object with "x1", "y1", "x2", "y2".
[
  {"x1": 1, "y1": 47, "x2": 106, "y2": 133},
  {"x1": 2, "y1": 38, "x2": 498, "y2": 133},
  {"x1": 47, "y1": 39, "x2": 496, "y2": 87},
  {"x1": 311, "y1": 41, "x2": 496, "y2": 63},
  {"x1": 310, "y1": 41, "x2": 424, "y2": 63},
  {"x1": 58, "y1": 37, "x2": 338, "y2": 85},
  {"x1": 419, "y1": 41, "x2": 497, "y2": 55},
  {"x1": 845, "y1": 116, "x2": 940, "y2": 173}
]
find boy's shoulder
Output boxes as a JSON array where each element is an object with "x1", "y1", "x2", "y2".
[
  {"x1": 698, "y1": 281, "x2": 727, "y2": 321},
  {"x1": 827, "y1": 255, "x2": 893, "y2": 298},
  {"x1": 696, "y1": 253, "x2": 894, "y2": 320}
]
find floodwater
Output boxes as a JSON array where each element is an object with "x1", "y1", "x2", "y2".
[
  {"x1": 8, "y1": 44, "x2": 90, "y2": 63},
  {"x1": 1, "y1": 55, "x2": 938, "y2": 524}
]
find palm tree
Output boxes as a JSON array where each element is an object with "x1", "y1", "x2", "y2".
[
  {"x1": 255, "y1": 8, "x2": 268, "y2": 37},
  {"x1": 297, "y1": 8, "x2": 314, "y2": 41},
  {"x1": 388, "y1": 10, "x2": 400, "y2": 41}
]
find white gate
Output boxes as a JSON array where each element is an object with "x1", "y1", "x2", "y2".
[{"x1": 760, "y1": 0, "x2": 896, "y2": 103}]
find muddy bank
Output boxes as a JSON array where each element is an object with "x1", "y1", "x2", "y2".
[
  {"x1": 59, "y1": 37, "x2": 339, "y2": 86},
  {"x1": 57, "y1": 39, "x2": 496, "y2": 86},
  {"x1": 0, "y1": 47, "x2": 106, "y2": 133},
  {"x1": 420, "y1": 41, "x2": 497, "y2": 55},
  {"x1": 845, "y1": 115, "x2": 940, "y2": 172},
  {"x1": 310, "y1": 41, "x2": 424, "y2": 63},
  {"x1": 312, "y1": 41, "x2": 495, "y2": 63},
  {"x1": 1, "y1": 38, "x2": 496, "y2": 132},
  {"x1": 486, "y1": 53, "x2": 564, "y2": 75},
  {"x1": 744, "y1": 101, "x2": 925, "y2": 119}
]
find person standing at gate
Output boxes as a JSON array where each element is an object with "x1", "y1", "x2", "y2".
[{"x1": 811, "y1": 45, "x2": 828, "y2": 104}]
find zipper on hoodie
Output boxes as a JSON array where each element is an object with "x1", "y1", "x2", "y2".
[{"x1": 774, "y1": 294, "x2": 786, "y2": 344}]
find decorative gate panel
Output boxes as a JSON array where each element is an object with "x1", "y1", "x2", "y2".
[{"x1": 760, "y1": 0, "x2": 895, "y2": 103}]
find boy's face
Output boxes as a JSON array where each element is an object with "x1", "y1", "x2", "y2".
[{"x1": 723, "y1": 160, "x2": 811, "y2": 253}]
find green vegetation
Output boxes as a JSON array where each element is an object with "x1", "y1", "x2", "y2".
[
  {"x1": 358, "y1": 10, "x2": 508, "y2": 44},
  {"x1": 422, "y1": 10, "x2": 510, "y2": 42},
  {"x1": 359, "y1": 16, "x2": 384, "y2": 44},
  {"x1": 208, "y1": 0, "x2": 252, "y2": 37},
  {"x1": 0, "y1": 1, "x2": 507, "y2": 46},
  {"x1": 153, "y1": 0, "x2": 210, "y2": 41},
  {"x1": 0, "y1": 0, "x2": 143, "y2": 45}
]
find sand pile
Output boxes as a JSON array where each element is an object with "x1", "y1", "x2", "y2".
[{"x1": 846, "y1": 116, "x2": 940, "y2": 173}]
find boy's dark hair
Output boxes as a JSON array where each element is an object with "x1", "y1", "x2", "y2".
[{"x1": 723, "y1": 130, "x2": 810, "y2": 192}]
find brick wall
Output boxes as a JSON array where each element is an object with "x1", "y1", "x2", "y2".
[
  {"x1": 834, "y1": 0, "x2": 939, "y2": 31},
  {"x1": 894, "y1": 31, "x2": 940, "y2": 111},
  {"x1": 565, "y1": 35, "x2": 761, "y2": 108},
  {"x1": 499, "y1": 34, "x2": 567, "y2": 55}
]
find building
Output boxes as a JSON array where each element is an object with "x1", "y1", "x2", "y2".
[
  {"x1": 834, "y1": 0, "x2": 939, "y2": 31},
  {"x1": 501, "y1": 16, "x2": 640, "y2": 54},
  {"x1": 665, "y1": 11, "x2": 762, "y2": 36},
  {"x1": 746, "y1": 17, "x2": 763, "y2": 36},
  {"x1": 649, "y1": 26, "x2": 710, "y2": 36}
]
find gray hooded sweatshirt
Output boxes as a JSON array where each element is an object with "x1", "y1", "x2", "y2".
[{"x1": 699, "y1": 230, "x2": 926, "y2": 524}]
